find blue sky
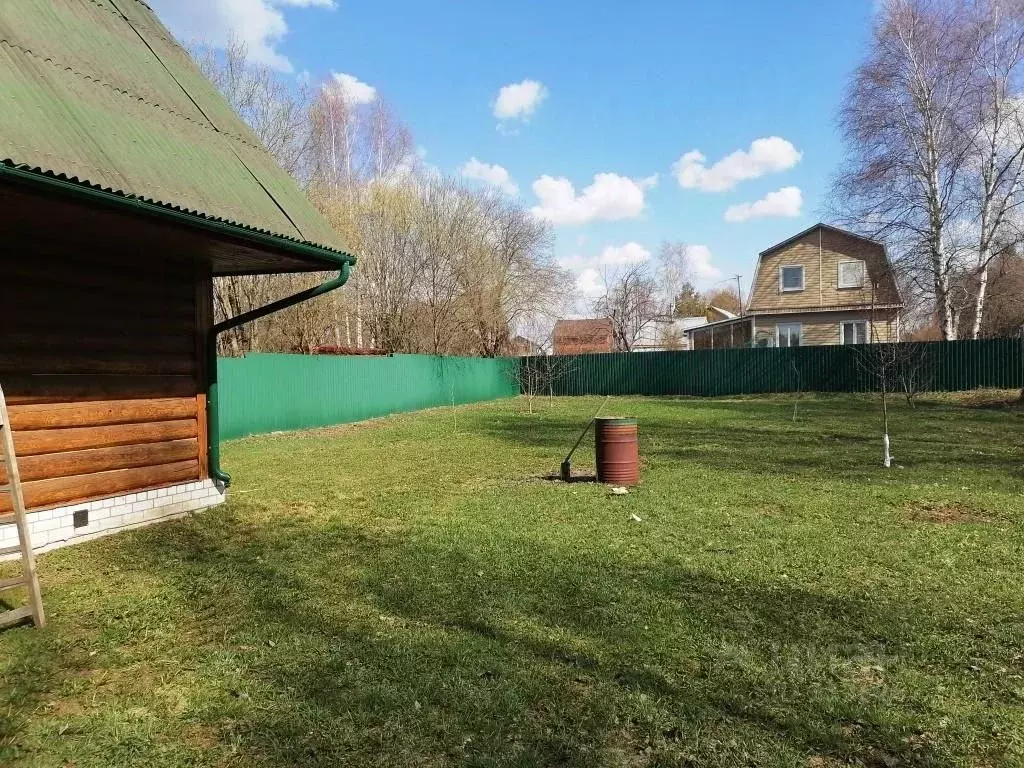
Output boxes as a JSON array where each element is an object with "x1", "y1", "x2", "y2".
[{"x1": 153, "y1": 0, "x2": 877, "y2": 301}]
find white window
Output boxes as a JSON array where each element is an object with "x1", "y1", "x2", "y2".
[
  {"x1": 838, "y1": 260, "x2": 866, "y2": 289},
  {"x1": 780, "y1": 265, "x2": 804, "y2": 292},
  {"x1": 841, "y1": 320, "x2": 868, "y2": 345},
  {"x1": 777, "y1": 323, "x2": 801, "y2": 347}
]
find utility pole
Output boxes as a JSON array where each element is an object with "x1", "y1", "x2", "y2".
[{"x1": 734, "y1": 274, "x2": 744, "y2": 316}]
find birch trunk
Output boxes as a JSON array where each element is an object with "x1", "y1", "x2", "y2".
[
  {"x1": 355, "y1": 286, "x2": 364, "y2": 348},
  {"x1": 971, "y1": 262, "x2": 990, "y2": 339}
]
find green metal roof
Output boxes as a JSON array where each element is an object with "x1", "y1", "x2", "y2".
[{"x1": 0, "y1": 0, "x2": 349, "y2": 264}]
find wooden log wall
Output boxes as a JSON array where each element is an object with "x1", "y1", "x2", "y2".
[{"x1": 0, "y1": 252, "x2": 209, "y2": 513}]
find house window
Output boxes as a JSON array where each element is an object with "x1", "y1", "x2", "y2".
[
  {"x1": 780, "y1": 265, "x2": 804, "y2": 292},
  {"x1": 841, "y1": 320, "x2": 869, "y2": 345},
  {"x1": 777, "y1": 323, "x2": 801, "y2": 347},
  {"x1": 838, "y1": 260, "x2": 866, "y2": 289}
]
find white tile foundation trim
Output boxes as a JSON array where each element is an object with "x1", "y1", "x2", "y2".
[{"x1": 0, "y1": 479, "x2": 225, "y2": 560}]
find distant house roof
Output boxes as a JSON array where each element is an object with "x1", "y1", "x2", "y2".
[
  {"x1": 685, "y1": 315, "x2": 749, "y2": 336},
  {"x1": 553, "y1": 318, "x2": 614, "y2": 354},
  {"x1": 554, "y1": 319, "x2": 613, "y2": 339},
  {"x1": 0, "y1": 0, "x2": 351, "y2": 271},
  {"x1": 509, "y1": 335, "x2": 543, "y2": 356},
  {"x1": 707, "y1": 306, "x2": 737, "y2": 320},
  {"x1": 673, "y1": 316, "x2": 709, "y2": 331},
  {"x1": 631, "y1": 316, "x2": 708, "y2": 351}
]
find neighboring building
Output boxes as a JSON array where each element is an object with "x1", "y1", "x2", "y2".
[
  {"x1": 553, "y1": 319, "x2": 615, "y2": 355},
  {"x1": 705, "y1": 306, "x2": 738, "y2": 323},
  {"x1": 0, "y1": 2, "x2": 354, "y2": 556},
  {"x1": 633, "y1": 317, "x2": 708, "y2": 351},
  {"x1": 509, "y1": 336, "x2": 544, "y2": 357},
  {"x1": 688, "y1": 224, "x2": 904, "y2": 350}
]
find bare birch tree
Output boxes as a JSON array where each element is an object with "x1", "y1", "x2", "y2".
[
  {"x1": 964, "y1": 0, "x2": 1024, "y2": 337},
  {"x1": 656, "y1": 241, "x2": 696, "y2": 315},
  {"x1": 835, "y1": 0, "x2": 977, "y2": 339}
]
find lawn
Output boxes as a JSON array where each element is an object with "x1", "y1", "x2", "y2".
[{"x1": 2, "y1": 393, "x2": 1024, "y2": 767}]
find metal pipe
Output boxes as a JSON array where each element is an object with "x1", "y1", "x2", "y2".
[
  {"x1": 207, "y1": 262, "x2": 354, "y2": 487},
  {"x1": 560, "y1": 397, "x2": 610, "y2": 481}
]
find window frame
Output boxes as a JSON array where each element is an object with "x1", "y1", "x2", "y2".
[
  {"x1": 840, "y1": 320, "x2": 868, "y2": 345},
  {"x1": 837, "y1": 259, "x2": 866, "y2": 290},
  {"x1": 779, "y1": 264, "x2": 805, "y2": 292},
  {"x1": 776, "y1": 322, "x2": 802, "y2": 347}
]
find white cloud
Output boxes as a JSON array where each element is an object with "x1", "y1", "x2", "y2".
[
  {"x1": 560, "y1": 242, "x2": 651, "y2": 293},
  {"x1": 493, "y1": 79, "x2": 548, "y2": 122},
  {"x1": 459, "y1": 158, "x2": 518, "y2": 195},
  {"x1": 531, "y1": 173, "x2": 652, "y2": 225},
  {"x1": 149, "y1": 0, "x2": 335, "y2": 72},
  {"x1": 597, "y1": 242, "x2": 651, "y2": 266},
  {"x1": 327, "y1": 72, "x2": 377, "y2": 105},
  {"x1": 673, "y1": 137, "x2": 802, "y2": 192},
  {"x1": 724, "y1": 186, "x2": 804, "y2": 222},
  {"x1": 576, "y1": 268, "x2": 605, "y2": 299},
  {"x1": 560, "y1": 241, "x2": 659, "y2": 312},
  {"x1": 683, "y1": 244, "x2": 722, "y2": 281}
]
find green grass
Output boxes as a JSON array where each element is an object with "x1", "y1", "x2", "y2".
[{"x1": 2, "y1": 392, "x2": 1024, "y2": 767}]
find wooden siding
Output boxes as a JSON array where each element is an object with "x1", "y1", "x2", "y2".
[
  {"x1": 754, "y1": 311, "x2": 899, "y2": 346},
  {"x1": 1, "y1": 250, "x2": 209, "y2": 513},
  {"x1": 748, "y1": 227, "x2": 901, "y2": 312}
]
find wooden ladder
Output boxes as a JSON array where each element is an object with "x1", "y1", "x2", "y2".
[{"x1": 0, "y1": 384, "x2": 45, "y2": 630}]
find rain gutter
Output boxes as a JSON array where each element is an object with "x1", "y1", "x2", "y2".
[{"x1": 208, "y1": 262, "x2": 353, "y2": 487}]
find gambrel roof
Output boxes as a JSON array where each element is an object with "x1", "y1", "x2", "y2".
[{"x1": 747, "y1": 223, "x2": 904, "y2": 313}]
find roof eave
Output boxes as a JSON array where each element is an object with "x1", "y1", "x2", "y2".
[
  {"x1": 746, "y1": 304, "x2": 906, "y2": 315},
  {"x1": 758, "y1": 222, "x2": 884, "y2": 257},
  {"x1": 685, "y1": 316, "x2": 752, "y2": 335},
  {"x1": 0, "y1": 162, "x2": 356, "y2": 272}
]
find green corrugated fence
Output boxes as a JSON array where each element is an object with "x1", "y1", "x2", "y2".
[
  {"x1": 216, "y1": 342, "x2": 1022, "y2": 439},
  {"x1": 218, "y1": 353, "x2": 518, "y2": 439},
  {"x1": 525, "y1": 339, "x2": 1024, "y2": 397}
]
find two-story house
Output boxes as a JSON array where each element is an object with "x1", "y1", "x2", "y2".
[{"x1": 688, "y1": 224, "x2": 904, "y2": 349}]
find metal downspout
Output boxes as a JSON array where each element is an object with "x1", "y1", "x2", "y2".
[{"x1": 207, "y1": 262, "x2": 353, "y2": 487}]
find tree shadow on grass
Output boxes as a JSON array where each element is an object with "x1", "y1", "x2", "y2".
[
  {"x1": 4, "y1": 509, "x2": 1004, "y2": 767},
  {"x1": 498, "y1": 391, "x2": 1024, "y2": 479},
  {"x1": 480, "y1": 408, "x2": 1023, "y2": 486},
  {"x1": 0, "y1": 613, "x2": 72, "y2": 763}
]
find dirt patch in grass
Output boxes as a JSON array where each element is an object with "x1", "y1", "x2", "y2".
[
  {"x1": 540, "y1": 470, "x2": 598, "y2": 484},
  {"x1": 906, "y1": 500, "x2": 991, "y2": 524},
  {"x1": 955, "y1": 390, "x2": 1024, "y2": 410}
]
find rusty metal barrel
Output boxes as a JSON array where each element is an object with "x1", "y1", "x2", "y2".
[{"x1": 594, "y1": 417, "x2": 639, "y2": 485}]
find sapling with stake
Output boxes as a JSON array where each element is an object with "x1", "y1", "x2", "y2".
[{"x1": 852, "y1": 277, "x2": 897, "y2": 467}]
